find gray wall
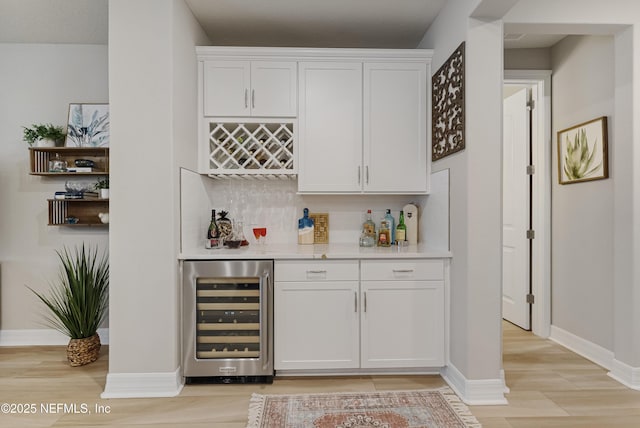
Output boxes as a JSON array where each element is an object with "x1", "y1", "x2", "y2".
[
  {"x1": 504, "y1": 47, "x2": 552, "y2": 70},
  {"x1": 0, "y1": 43, "x2": 109, "y2": 335},
  {"x1": 551, "y1": 35, "x2": 615, "y2": 349}
]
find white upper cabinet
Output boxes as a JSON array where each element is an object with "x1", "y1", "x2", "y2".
[
  {"x1": 297, "y1": 55, "x2": 431, "y2": 194},
  {"x1": 297, "y1": 62, "x2": 363, "y2": 193},
  {"x1": 203, "y1": 60, "x2": 297, "y2": 117},
  {"x1": 364, "y1": 62, "x2": 428, "y2": 193},
  {"x1": 197, "y1": 47, "x2": 432, "y2": 185}
]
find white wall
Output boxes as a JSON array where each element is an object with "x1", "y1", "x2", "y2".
[
  {"x1": 0, "y1": 43, "x2": 109, "y2": 337},
  {"x1": 104, "y1": 0, "x2": 208, "y2": 397},
  {"x1": 419, "y1": 0, "x2": 511, "y2": 404},
  {"x1": 551, "y1": 35, "x2": 615, "y2": 350}
]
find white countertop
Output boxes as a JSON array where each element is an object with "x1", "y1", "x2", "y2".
[{"x1": 179, "y1": 243, "x2": 451, "y2": 260}]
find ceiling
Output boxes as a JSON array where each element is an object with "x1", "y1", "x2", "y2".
[
  {"x1": 0, "y1": 0, "x2": 566, "y2": 49},
  {"x1": 184, "y1": 0, "x2": 446, "y2": 48}
]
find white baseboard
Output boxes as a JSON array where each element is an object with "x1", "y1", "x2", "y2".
[
  {"x1": 440, "y1": 363, "x2": 508, "y2": 405},
  {"x1": 549, "y1": 325, "x2": 613, "y2": 370},
  {"x1": 608, "y1": 359, "x2": 640, "y2": 391},
  {"x1": 0, "y1": 328, "x2": 109, "y2": 346},
  {"x1": 101, "y1": 367, "x2": 184, "y2": 398}
]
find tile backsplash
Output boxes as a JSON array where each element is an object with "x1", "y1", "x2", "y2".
[{"x1": 206, "y1": 179, "x2": 422, "y2": 245}]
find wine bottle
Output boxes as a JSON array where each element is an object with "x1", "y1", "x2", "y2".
[
  {"x1": 206, "y1": 209, "x2": 220, "y2": 249},
  {"x1": 396, "y1": 210, "x2": 406, "y2": 243}
]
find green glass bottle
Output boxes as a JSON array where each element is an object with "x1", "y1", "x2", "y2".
[{"x1": 396, "y1": 210, "x2": 406, "y2": 243}]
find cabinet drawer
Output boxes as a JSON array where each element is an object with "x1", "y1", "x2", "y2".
[
  {"x1": 361, "y1": 259, "x2": 444, "y2": 281},
  {"x1": 275, "y1": 260, "x2": 359, "y2": 282}
]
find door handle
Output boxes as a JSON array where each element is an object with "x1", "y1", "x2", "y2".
[
  {"x1": 358, "y1": 166, "x2": 361, "y2": 185},
  {"x1": 364, "y1": 292, "x2": 367, "y2": 312},
  {"x1": 354, "y1": 291, "x2": 358, "y2": 312},
  {"x1": 366, "y1": 166, "x2": 369, "y2": 184},
  {"x1": 261, "y1": 270, "x2": 271, "y2": 371},
  {"x1": 244, "y1": 89, "x2": 248, "y2": 108},
  {"x1": 252, "y1": 89, "x2": 255, "y2": 108}
]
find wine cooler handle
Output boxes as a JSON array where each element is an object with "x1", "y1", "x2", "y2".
[
  {"x1": 244, "y1": 89, "x2": 248, "y2": 108},
  {"x1": 261, "y1": 270, "x2": 271, "y2": 371}
]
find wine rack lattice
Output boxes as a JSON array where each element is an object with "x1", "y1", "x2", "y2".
[{"x1": 207, "y1": 122, "x2": 295, "y2": 177}]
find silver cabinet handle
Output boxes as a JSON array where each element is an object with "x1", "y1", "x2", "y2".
[
  {"x1": 363, "y1": 292, "x2": 367, "y2": 312},
  {"x1": 252, "y1": 89, "x2": 255, "y2": 108},
  {"x1": 244, "y1": 89, "x2": 248, "y2": 108},
  {"x1": 366, "y1": 166, "x2": 369, "y2": 184},
  {"x1": 354, "y1": 291, "x2": 358, "y2": 312},
  {"x1": 393, "y1": 269, "x2": 414, "y2": 273},
  {"x1": 358, "y1": 166, "x2": 361, "y2": 185},
  {"x1": 306, "y1": 270, "x2": 327, "y2": 274}
]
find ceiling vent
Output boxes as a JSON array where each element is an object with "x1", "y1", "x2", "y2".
[{"x1": 504, "y1": 33, "x2": 525, "y2": 41}]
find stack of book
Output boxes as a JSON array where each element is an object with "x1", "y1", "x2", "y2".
[
  {"x1": 65, "y1": 167, "x2": 93, "y2": 173},
  {"x1": 54, "y1": 191, "x2": 100, "y2": 200}
]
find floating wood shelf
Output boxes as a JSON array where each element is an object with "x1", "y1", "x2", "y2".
[
  {"x1": 47, "y1": 198, "x2": 109, "y2": 227},
  {"x1": 29, "y1": 147, "x2": 109, "y2": 176}
]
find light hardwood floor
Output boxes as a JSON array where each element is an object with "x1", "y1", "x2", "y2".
[{"x1": 1, "y1": 323, "x2": 639, "y2": 427}]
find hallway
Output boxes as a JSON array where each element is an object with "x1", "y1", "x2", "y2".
[{"x1": 472, "y1": 322, "x2": 640, "y2": 427}]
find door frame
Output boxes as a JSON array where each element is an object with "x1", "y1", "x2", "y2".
[{"x1": 504, "y1": 70, "x2": 551, "y2": 338}]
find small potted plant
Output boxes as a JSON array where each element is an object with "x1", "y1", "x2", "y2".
[
  {"x1": 22, "y1": 123, "x2": 66, "y2": 147},
  {"x1": 95, "y1": 176, "x2": 109, "y2": 199},
  {"x1": 28, "y1": 245, "x2": 109, "y2": 366}
]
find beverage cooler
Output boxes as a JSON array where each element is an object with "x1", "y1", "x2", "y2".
[{"x1": 182, "y1": 260, "x2": 273, "y2": 383}]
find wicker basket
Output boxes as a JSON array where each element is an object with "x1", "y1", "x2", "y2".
[{"x1": 67, "y1": 333, "x2": 101, "y2": 367}]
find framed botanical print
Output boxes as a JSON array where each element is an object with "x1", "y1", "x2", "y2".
[
  {"x1": 557, "y1": 116, "x2": 608, "y2": 184},
  {"x1": 65, "y1": 103, "x2": 109, "y2": 147}
]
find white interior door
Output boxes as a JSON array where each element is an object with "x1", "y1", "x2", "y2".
[{"x1": 502, "y1": 87, "x2": 531, "y2": 330}]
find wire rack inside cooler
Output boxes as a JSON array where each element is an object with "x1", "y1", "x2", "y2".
[
  {"x1": 195, "y1": 277, "x2": 262, "y2": 359},
  {"x1": 206, "y1": 121, "x2": 295, "y2": 178}
]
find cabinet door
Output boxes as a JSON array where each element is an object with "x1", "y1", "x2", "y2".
[
  {"x1": 250, "y1": 61, "x2": 297, "y2": 117},
  {"x1": 203, "y1": 60, "x2": 251, "y2": 116},
  {"x1": 360, "y1": 281, "x2": 444, "y2": 368},
  {"x1": 363, "y1": 63, "x2": 428, "y2": 193},
  {"x1": 274, "y1": 281, "x2": 359, "y2": 370},
  {"x1": 298, "y1": 62, "x2": 363, "y2": 193}
]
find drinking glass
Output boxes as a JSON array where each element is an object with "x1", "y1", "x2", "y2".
[{"x1": 251, "y1": 225, "x2": 267, "y2": 247}]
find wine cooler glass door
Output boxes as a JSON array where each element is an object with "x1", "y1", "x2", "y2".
[{"x1": 196, "y1": 277, "x2": 261, "y2": 359}]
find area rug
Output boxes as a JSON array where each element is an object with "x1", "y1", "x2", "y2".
[{"x1": 247, "y1": 387, "x2": 481, "y2": 428}]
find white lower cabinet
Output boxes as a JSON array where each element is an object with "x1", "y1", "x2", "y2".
[
  {"x1": 274, "y1": 259, "x2": 446, "y2": 372},
  {"x1": 274, "y1": 260, "x2": 360, "y2": 370}
]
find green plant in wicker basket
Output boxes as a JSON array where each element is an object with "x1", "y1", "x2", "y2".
[
  {"x1": 28, "y1": 245, "x2": 108, "y2": 366},
  {"x1": 563, "y1": 129, "x2": 602, "y2": 180}
]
